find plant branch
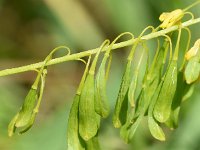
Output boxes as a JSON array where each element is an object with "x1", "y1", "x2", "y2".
[{"x1": 1, "y1": 17, "x2": 200, "y2": 77}]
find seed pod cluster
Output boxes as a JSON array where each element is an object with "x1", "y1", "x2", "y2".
[
  {"x1": 8, "y1": 46, "x2": 70, "y2": 136},
  {"x1": 6, "y1": 4, "x2": 200, "y2": 148},
  {"x1": 116, "y1": 26, "x2": 198, "y2": 143}
]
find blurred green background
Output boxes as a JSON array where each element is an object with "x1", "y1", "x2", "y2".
[{"x1": 0, "y1": 0, "x2": 200, "y2": 150}]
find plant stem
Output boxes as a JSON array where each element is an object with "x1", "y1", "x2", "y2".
[{"x1": 0, "y1": 17, "x2": 200, "y2": 77}]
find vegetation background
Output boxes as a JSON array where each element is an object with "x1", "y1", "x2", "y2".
[{"x1": 0, "y1": 0, "x2": 200, "y2": 150}]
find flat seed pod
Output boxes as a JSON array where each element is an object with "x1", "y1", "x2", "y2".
[
  {"x1": 67, "y1": 95, "x2": 85, "y2": 150},
  {"x1": 86, "y1": 134, "x2": 101, "y2": 150},
  {"x1": 79, "y1": 73, "x2": 99, "y2": 141},
  {"x1": 113, "y1": 60, "x2": 132, "y2": 128},
  {"x1": 182, "y1": 84, "x2": 195, "y2": 101},
  {"x1": 184, "y1": 56, "x2": 200, "y2": 84},
  {"x1": 67, "y1": 56, "x2": 91, "y2": 150},
  {"x1": 148, "y1": 82, "x2": 165, "y2": 141},
  {"x1": 148, "y1": 116, "x2": 165, "y2": 141},
  {"x1": 95, "y1": 54, "x2": 110, "y2": 118},
  {"x1": 153, "y1": 60, "x2": 177, "y2": 123},
  {"x1": 15, "y1": 88, "x2": 38, "y2": 127},
  {"x1": 120, "y1": 107, "x2": 135, "y2": 143},
  {"x1": 8, "y1": 113, "x2": 19, "y2": 137},
  {"x1": 153, "y1": 27, "x2": 181, "y2": 123},
  {"x1": 128, "y1": 46, "x2": 146, "y2": 107},
  {"x1": 95, "y1": 33, "x2": 133, "y2": 118},
  {"x1": 79, "y1": 41, "x2": 108, "y2": 140},
  {"x1": 165, "y1": 72, "x2": 195, "y2": 129}
]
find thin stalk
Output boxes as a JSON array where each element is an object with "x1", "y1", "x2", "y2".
[{"x1": 0, "y1": 17, "x2": 200, "y2": 77}]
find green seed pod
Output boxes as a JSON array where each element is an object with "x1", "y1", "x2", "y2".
[
  {"x1": 120, "y1": 107, "x2": 135, "y2": 143},
  {"x1": 67, "y1": 95, "x2": 85, "y2": 150},
  {"x1": 148, "y1": 116, "x2": 165, "y2": 141},
  {"x1": 86, "y1": 134, "x2": 101, "y2": 150},
  {"x1": 182, "y1": 84, "x2": 195, "y2": 102},
  {"x1": 153, "y1": 60, "x2": 177, "y2": 123},
  {"x1": 153, "y1": 28, "x2": 181, "y2": 123},
  {"x1": 165, "y1": 72, "x2": 195, "y2": 129},
  {"x1": 95, "y1": 54, "x2": 110, "y2": 118},
  {"x1": 95, "y1": 32, "x2": 133, "y2": 118},
  {"x1": 184, "y1": 56, "x2": 200, "y2": 84},
  {"x1": 128, "y1": 45, "x2": 146, "y2": 107},
  {"x1": 148, "y1": 81, "x2": 165, "y2": 141},
  {"x1": 8, "y1": 113, "x2": 19, "y2": 137},
  {"x1": 15, "y1": 88, "x2": 38, "y2": 127},
  {"x1": 67, "y1": 56, "x2": 91, "y2": 150},
  {"x1": 113, "y1": 41, "x2": 139, "y2": 128},
  {"x1": 79, "y1": 74, "x2": 99, "y2": 141},
  {"x1": 8, "y1": 88, "x2": 38, "y2": 136},
  {"x1": 113, "y1": 60, "x2": 132, "y2": 128},
  {"x1": 79, "y1": 41, "x2": 108, "y2": 141}
]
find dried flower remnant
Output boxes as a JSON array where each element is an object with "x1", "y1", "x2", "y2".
[
  {"x1": 185, "y1": 39, "x2": 200, "y2": 60},
  {"x1": 159, "y1": 9, "x2": 184, "y2": 29}
]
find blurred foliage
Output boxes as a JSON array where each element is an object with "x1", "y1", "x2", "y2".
[{"x1": 0, "y1": 0, "x2": 200, "y2": 150}]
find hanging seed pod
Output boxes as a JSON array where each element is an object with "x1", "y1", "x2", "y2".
[
  {"x1": 182, "y1": 84, "x2": 195, "y2": 102},
  {"x1": 86, "y1": 133, "x2": 101, "y2": 150},
  {"x1": 94, "y1": 54, "x2": 111, "y2": 118},
  {"x1": 184, "y1": 39, "x2": 200, "y2": 84},
  {"x1": 124, "y1": 38, "x2": 171, "y2": 143},
  {"x1": 79, "y1": 40, "x2": 109, "y2": 141},
  {"x1": 112, "y1": 42, "x2": 138, "y2": 128},
  {"x1": 165, "y1": 72, "x2": 195, "y2": 129},
  {"x1": 15, "y1": 88, "x2": 38, "y2": 128},
  {"x1": 95, "y1": 32, "x2": 133, "y2": 118},
  {"x1": 128, "y1": 43, "x2": 146, "y2": 107},
  {"x1": 67, "y1": 95, "x2": 85, "y2": 150},
  {"x1": 153, "y1": 57, "x2": 178, "y2": 123},
  {"x1": 130, "y1": 43, "x2": 149, "y2": 119},
  {"x1": 131, "y1": 40, "x2": 168, "y2": 139},
  {"x1": 113, "y1": 27, "x2": 155, "y2": 128},
  {"x1": 120, "y1": 105, "x2": 138, "y2": 143},
  {"x1": 67, "y1": 57, "x2": 91, "y2": 150},
  {"x1": 153, "y1": 28, "x2": 182, "y2": 123},
  {"x1": 8, "y1": 70, "x2": 46, "y2": 136},
  {"x1": 8, "y1": 46, "x2": 70, "y2": 137},
  {"x1": 148, "y1": 81, "x2": 165, "y2": 141},
  {"x1": 184, "y1": 57, "x2": 200, "y2": 84},
  {"x1": 112, "y1": 60, "x2": 132, "y2": 128}
]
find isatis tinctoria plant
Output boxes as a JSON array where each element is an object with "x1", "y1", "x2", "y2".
[{"x1": 1, "y1": 1, "x2": 200, "y2": 150}]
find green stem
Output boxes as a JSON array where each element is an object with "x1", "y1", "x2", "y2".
[
  {"x1": 0, "y1": 17, "x2": 200, "y2": 77},
  {"x1": 183, "y1": 0, "x2": 200, "y2": 11}
]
